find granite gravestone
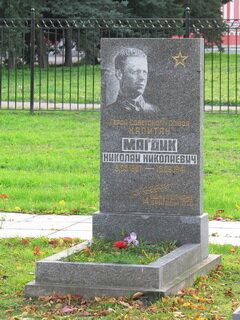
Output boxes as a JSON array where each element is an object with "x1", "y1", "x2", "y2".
[
  {"x1": 25, "y1": 38, "x2": 221, "y2": 298},
  {"x1": 93, "y1": 38, "x2": 208, "y2": 258}
]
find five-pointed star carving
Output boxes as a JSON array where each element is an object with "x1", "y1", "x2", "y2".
[{"x1": 172, "y1": 51, "x2": 189, "y2": 67}]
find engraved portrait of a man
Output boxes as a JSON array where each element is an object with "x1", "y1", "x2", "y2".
[{"x1": 106, "y1": 47, "x2": 158, "y2": 114}]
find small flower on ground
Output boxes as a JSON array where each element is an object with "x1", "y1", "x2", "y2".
[
  {"x1": 14, "y1": 206, "x2": 21, "y2": 211},
  {"x1": 114, "y1": 241, "x2": 128, "y2": 249},
  {"x1": 58, "y1": 200, "x2": 66, "y2": 206},
  {"x1": 124, "y1": 232, "x2": 139, "y2": 246}
]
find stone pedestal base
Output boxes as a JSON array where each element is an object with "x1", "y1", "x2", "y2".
[
  {"x1": 25, "y1": 212, "x2": 219, "y2": 299},
  {"x1": 232, "y1": 306, "x2": 240, "y2": 320},
  {"x1": 25, "y1": 241, "x2": 220, "y2": 298},
  {"x1": 93, "y1": 212, "x2": 209, "y2": 259}
]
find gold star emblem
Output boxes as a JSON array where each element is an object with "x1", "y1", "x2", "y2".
[{"x1": 172, "y1": 51, "x2": 189, "y2": 67}]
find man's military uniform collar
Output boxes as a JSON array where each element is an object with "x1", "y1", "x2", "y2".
[{"x1": 116, "y1": 95, "x2": 145, "y2": 112}]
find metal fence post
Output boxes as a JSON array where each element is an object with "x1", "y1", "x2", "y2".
[
  {"x1": 30, "y1": 8, "x2": 35, "y2": 113},
  {"x1": 184, "y1": 7, "x2": 190, "y2": 38}
]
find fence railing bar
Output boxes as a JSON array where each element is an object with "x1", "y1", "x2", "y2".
[
  {"x1": 227, "y1": 30, "x2": 230, "y2": 113},
  {"x1": 84, "y1": 30, "x2": 87, "y2": 110},
  {"x1": 76, "y1": 28, "x2": 80, "y2": 111},
  {"x1": 21, "y1": 30, "x2": 25, "y2": 110},
  {"x1": 0, "y1": 29, "x2": 3, "y2": 109},
  {"x1": 184, "y1": 7, "x2": 190, "y2": 38},
  {"x1": 30, "y1": 8, "x2": 35, "y2": 113},
  {"x1": 219, "y1": 45, "x2": 222, "y2": 111},
  {"x1": 92, "y1": 31, "x2": 95, "y2": 110},
  {"x1": 69, "y1": 31, "x2": 72, "y2": 111},
  {"x1": 54, "y1": 28, "x2": 57, "y2": 110},
  {"x1": 39, "y1": 59, "x2": 42, "y2": 111},
  {"x1": 211, "y1": 43, "x2": 214, "y2": 112},
  {"x1": 14, "y1": 55, "x2": 17, "y2": 109},
  {"x1": 7, "y1": 29, "x2": 10, "y2": 109},
  {"x1": 235, "y1": 28, "x2": 238, "y2": 112},
  {"x1": 61, "y1": 28, "x2": 65, "y2": 111}
]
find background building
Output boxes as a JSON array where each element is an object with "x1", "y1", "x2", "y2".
[{"x1": 222, "y1": 0, "x2": 240, "y2": 46}]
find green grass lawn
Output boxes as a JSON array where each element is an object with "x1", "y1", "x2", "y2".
[
  {"x1": 0, "y1": 111, "x2": 100, "y2": 215},
  {"x1": 0, "y1": 239, "x2": 239, "y2": 319},
  {"x1": 204, "y1": 114, "x2": 239, "y2": 220},
  {"x1": 0, "y1": 111, "x2": 239, "y2": 220},
  {"x1": 205, "y1": 53, "x2": 240, "y2": 106},
  {"x1": 1, "y1": 64, "x2": 101, "y2": 105},
  {"x1": 1, "y1": 53, "x2": 240, "y2": 106},
  {"x1": 63, "y1": 237, "x2": 177, "y2": 265}
]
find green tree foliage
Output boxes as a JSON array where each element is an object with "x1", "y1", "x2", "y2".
[
  {"x1": 177, "y1": 0, "x2": 231, "y2": 46},
  {"x1": 174, "y1": 0, "x2": 224, "y2": 19},
  {"x1": 0, "y1": 0, "x2": 232, "y2": 67},
  {"x1": 40, "y1": 0, "x2": 131, "y2": 64},
  {"x1": 0, "y1": 0, "x2": 45, "y2": 19},
  {"x1": 0, "y1": 0, "x2": 44, "y2": 68},
  {"x1": 126, "y1": 0, "x2": 232, "y2": 19},
  {"x1": 126, "y1": 0, "x2": 232, "y2": 45},
  {"x1": 221, "y1": 0, "x2": 232, "y2": 4},
  {"x1": 127, "y1": 0, "x2": 184, "y2": 18},
  {"x1": 41, "y1": 0, "x2": 129, "y2": 18}
]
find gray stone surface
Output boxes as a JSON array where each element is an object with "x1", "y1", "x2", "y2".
[
  {"x1": 25, "y1": 242, "x2": 220, "y2": 298},
  {"x1": 161, "y1": 254, "x2": 221, "y2": 296},
  {"x1": 35, "y1": 244, "x2": 200, "y2": 289},
  {"x1": 149, "y1": 243, "x2": 202, "y2": 286},
  {"x1": 36, "y1": 262, "x2": 160, "y2": 289},
  {"x1": 233, "y1": 306, "x2": 240, "y2": 320},
  {"x1": 100, "y1": 38, "x2": 204, "y2": 215},
  {"x1": 93, "y1": 212, "x2": 209, "y2": 259}
]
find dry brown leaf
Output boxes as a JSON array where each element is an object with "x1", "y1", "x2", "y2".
[
  {"x1": 21, "y1": 238, "x2": 30, "y2": 245},
  {"x1": 33, "y1": 246, "x2": 41, "y2": 255},
  {"x1": 100, "y1": 309, "x2": 114, "y2": 315},
  {"x1": 118, "y1": 301, "x2": 132, "y2": 308},
  {"x1": 132, "y1": 292, "x2": 144, "y2": 299},
  {"x1": 211, "y1": 232, "x2": 219, "y2": 237},
  {"x1": 38, "y1": 296, "x2": 52, "y2": 302}
]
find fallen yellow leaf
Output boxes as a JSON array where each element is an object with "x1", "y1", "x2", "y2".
[
  {"x1": 57, "y1": 239, "x2": 64, "y2": 246},
  {"x1": 193, "y1": 295, "x2": 212, "y2": 302},
  {"x1": 211, "y1": 232, "x2": 219, "y2": 237},
  {"x1": 181, "y1": 302, "x2": 192, "y2": 307},
  {"x1": 196, "y1": 305, "x2": 205, "y2": 310},
  {"x1": 162, "y1": 297, "x2": 170, "y2": 303},
  {"x1": 102, "y1": 297, "x2": 116, "y2": 303},
  {"x1": 132, "y1": 292, "x2": 144, "y2": 299},
  {"x1": 94, "y1": 297, "x2": 102, "y2": 302}
]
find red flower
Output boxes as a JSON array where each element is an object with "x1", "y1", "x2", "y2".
[{"x1": 114, "y1": 241, "x2": 128, "y2": 248}]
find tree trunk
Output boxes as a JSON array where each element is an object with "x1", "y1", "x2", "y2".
[
  {"x1": 65, "y1": 28, "x2": 72, "y2": 67},
  {"x1": 36, "y1": 24, "x2": 48, "y2": 69},
  {"x1": 8, "y1": 51, "x2": 16, "y2": 69}
]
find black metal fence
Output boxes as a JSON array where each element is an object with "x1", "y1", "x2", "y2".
[{"x1": 0, "y1": 11, "x2": 239, "y2": 113}]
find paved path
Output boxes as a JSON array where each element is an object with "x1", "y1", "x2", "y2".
[
  {"x1": 0, "y1": 212, "x2": 239, "y2": 245},
  {"x1": 0, "y1": 212, "x2": 92, "y2": 240}
]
